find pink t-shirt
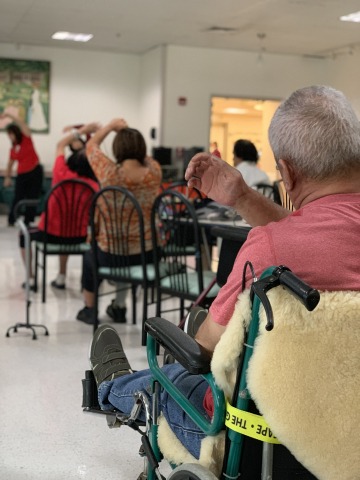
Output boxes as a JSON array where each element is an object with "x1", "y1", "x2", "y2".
[
  {"x1": 210, "y1": 193, "x2": 360, "y2": 327},
  {"x1": 204, "y1": 193, "x2": 360, "y2": 416}
]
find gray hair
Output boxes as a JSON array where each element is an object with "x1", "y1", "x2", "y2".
[{"x1": 268, "y1": 85, "x2": 360, "y2": 180}]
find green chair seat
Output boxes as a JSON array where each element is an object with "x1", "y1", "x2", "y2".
[
  {"x1": 36, "y1": 241, "x2": 91, "y2": 253},
  {"x1": 159, "y1": 270, "x2": 220, "y2": 297}
]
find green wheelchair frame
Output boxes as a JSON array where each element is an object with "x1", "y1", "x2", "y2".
[{"x1": 82, "y1": 264, "x2": 320, "y2": 480}]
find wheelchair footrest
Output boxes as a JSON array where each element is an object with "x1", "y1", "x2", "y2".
[{"x1": 82, "y1": 370, "x2": 100, "y2": 410}]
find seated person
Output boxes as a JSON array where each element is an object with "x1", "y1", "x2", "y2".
[
  {"x1": 18, "y1": 123, "x2": 99, "y2": 291},
  {"x1": 87, "y1": 86, "x2": 360, "y2": 478},
  {"x1": 76, "y1": 119, "x2": 162, "y2": 325},
  {"x1": 233, "y1": 139, "x2": 271, "y2": 186}
]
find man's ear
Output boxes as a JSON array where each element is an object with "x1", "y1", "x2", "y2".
[{"x1": 278, "y1": 159, "x2": 295, "y2": 191}]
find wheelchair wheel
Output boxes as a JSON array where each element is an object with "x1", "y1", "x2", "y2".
[
  {"x1": 167, "y1": 463, "x2": 218, "y2": 480},
  {"x1": 163, "y1": 348, "x2": 176, "y2": 365}
]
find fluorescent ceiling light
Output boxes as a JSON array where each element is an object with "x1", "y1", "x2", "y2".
[
  {"x1": 52, "y1": 31, "x2": 93, "y2": 42},
  {"x1": 340, "y1": 11, "x2": 360, "y2": 23},
  {"x1": 224, "y1": 107, "x2": 248, "y2": 114}
]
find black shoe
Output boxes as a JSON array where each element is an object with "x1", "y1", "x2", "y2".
[
  {"x1": 89, "y1": 324, "x2": 132, "y2": 386},
  {"x1": 106, "y1": 301, "x2": 127, "y2": 323},
  {"x1": 76, "y1": 306, "x2": 96, "y2": 325},
  {"x1": 184, "y1": 306, "x2": 208, "y2": 338},
  {"x1": 51, "y1": 280, "x2": 66, "y2": 290},
  {"x1": 21, "y1": 281, "x2": 37, "y2": 293}
]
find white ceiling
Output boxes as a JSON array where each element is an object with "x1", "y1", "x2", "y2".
[{"x1": 1, "y1": 0, "x2": 360, "y2": 58}]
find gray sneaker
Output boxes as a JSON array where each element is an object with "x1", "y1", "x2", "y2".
[{"x1": 89, "y1": 324, "x2": 132, "y2": 386}]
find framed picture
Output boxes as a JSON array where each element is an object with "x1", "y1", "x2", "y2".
[{"x1": 0, "y1": 58, "x2": 50, "y2": 133}]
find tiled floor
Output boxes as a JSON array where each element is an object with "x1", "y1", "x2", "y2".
[{"x1": 0, "y1": 217, "x2": 178, "y2": 479}]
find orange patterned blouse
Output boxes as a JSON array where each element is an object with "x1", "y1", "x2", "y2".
[{"x1": 86, "y1": 142, "x2": 162, "y2": 254}]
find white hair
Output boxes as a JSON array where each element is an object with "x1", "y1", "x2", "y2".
[{"x1": 268, "y1": 85, "x2": 360, "y2": 180}]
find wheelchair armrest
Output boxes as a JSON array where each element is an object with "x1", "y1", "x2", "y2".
[{"x1": 144, "y1": 317, "x2": 212, "y2": 375}]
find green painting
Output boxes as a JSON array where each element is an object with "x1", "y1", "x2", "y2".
[{"x1": 0, "y1": 58, "x2": 50, "y2": 133}]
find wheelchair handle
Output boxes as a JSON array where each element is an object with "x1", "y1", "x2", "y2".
[
  {"x1": 274, "y1": 265, "x2": 320, "y2": 312},
  {"x1": 251, "y1": 265, "x2": 320, "y2": 331}
]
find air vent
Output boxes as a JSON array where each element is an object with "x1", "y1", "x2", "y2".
[{"x1": 206, "y1": 26, "x2": 238, "y2": 33}]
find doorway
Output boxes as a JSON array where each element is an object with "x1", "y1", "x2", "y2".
[{"x1": 210, "y1": 96, "x2": 281, "y2": 181}]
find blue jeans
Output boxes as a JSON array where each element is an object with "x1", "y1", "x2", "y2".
[{"x1": 98, "y1": 363, "x2": 210, "y2": 459}]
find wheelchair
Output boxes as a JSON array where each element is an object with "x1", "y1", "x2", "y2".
[{"x1": 82, "y1": 264, "x2": 321, "y2": 479}]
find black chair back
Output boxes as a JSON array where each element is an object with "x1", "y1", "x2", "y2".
[
  {"x1": 274, "y1": 179, "x2": 296, "y2": 211},
  {"x1": 253, "y1": 182, "x2": 282, "y2": 205},
  {"x1": 151, "y1": 189, "x2": 218, "y2": 319},
  {"x1": 90, "y1": 186, "x2": 152, "y2": 335},
  {"x1": 90, "y1": 186, "x2": 147, "y2": 277}
]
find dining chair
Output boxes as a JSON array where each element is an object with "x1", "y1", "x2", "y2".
[
  {"x1": 151, "y1": 189, "x2": 220, "y2": 322},
  {"x1": 253, "y1": 182, "x2": 282, "y2": 205},
  {"x1": 34, "y1": 179, "x2": 96, "y2": 302},
  {"x1": 273, "y1": 179, "x2": 296, "y2": 211},
  {"x1": 90, "y1": 186, "x2": 155, "y2": 340},
  {"x1": 160, "y1": 179, "x2": 204, "y2": 207}
]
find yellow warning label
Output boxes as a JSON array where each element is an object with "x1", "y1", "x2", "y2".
[{"x1": 225, "y1": 402, "x2": 281, "y2": 444}]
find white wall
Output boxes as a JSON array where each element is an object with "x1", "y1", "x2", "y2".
[
  {"x1": 139, "y1": 46, "x2": 165, "y2": 153},
  {"x1": 0, "y1": 43, "x2": 141, "y2": 171},
  {"x1": 162, "y1": 45, "x2": 332, "y2": 153},
  {"x1": 1, "y1": 41, "x2": 360, "y2": 174},
  {"x1": 324, "y1": 50, "x2": 360, "y2": 116}
]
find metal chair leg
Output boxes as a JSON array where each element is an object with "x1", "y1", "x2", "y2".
[
  {"x1": 132, "y1": 284, "x2": 137, "y2": 325},
  {"x1": 42, "y1": 250, "x2": 47, "y2": 303}
]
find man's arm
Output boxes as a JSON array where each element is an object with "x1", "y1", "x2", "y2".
[
  {"x1": 194, "y1": 311, "x2": 226, "y2": 355},
  {"x1": 185, "y1": 153, "x2": 289, "y2": 227},
  {"x1": 0, "y1": 112, "x2": 31, "y2": 137}
]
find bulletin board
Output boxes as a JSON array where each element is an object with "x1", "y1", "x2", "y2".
[{"x1": 0, "y1": 58, "x2": 50, "y2": 133}]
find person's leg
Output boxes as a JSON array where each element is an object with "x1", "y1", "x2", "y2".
[
  {"x1": 9, "y1": 175, "x2": 24, "y2": 226},
  {"x1": 23, "y1": 165, "x2": 43, "y2": 225},
  {"x1": 83, "y1": 288, "x2": 95, "y2": 307},
  {"x1": 91, "y1": 324, "x2": 208, "y2": 459},
  {"x1": 59, "y1": 254, "x2": 68, "y2": 275},
  {"x1": 100, "y1": 364, "x2": 208, "y2": 459},
  {"x1": 19, "y1": 228, "x2": 42, "y2": 290},
  {"x1": 77, "y1": 287, "x2": 96, "y2": 324},
  {"x1": 77, "y1": 247, "x2": 115, "y2": 324},
  {"x1": 106, "y1": 283, "x2": 128, "y2": 323},
  {"x1": 51, "y1": 255, "x2": 68, "y2": 289},
  {"x1": 115, "y1": 285, "x2": 128, "y2": 306},
  {"x1": 76, "y1": 250, "x2": 97, "y2": 323}
]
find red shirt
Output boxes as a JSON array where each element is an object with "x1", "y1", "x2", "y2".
[
  {"x1": 10, "y1": 135, "x2": 39, "y2": 174},
  {"x1": 205, "y1": 193, "x2": 360, "y2": 415},
  {"x1": 37, "y1": 155, "x2": 99, "y2": 236}
]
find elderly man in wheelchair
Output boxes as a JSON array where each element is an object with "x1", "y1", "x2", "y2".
[{"x1": 82, "y1": 85, "x2": 360, "y2": 480}]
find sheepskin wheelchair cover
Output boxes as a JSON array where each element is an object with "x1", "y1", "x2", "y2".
[
  {"x1": 247, "y1": 288, "x2": 360, "y2": 480},
  {"x1": 158, "y1": 288, "x2": 360, "y2": 479}
]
